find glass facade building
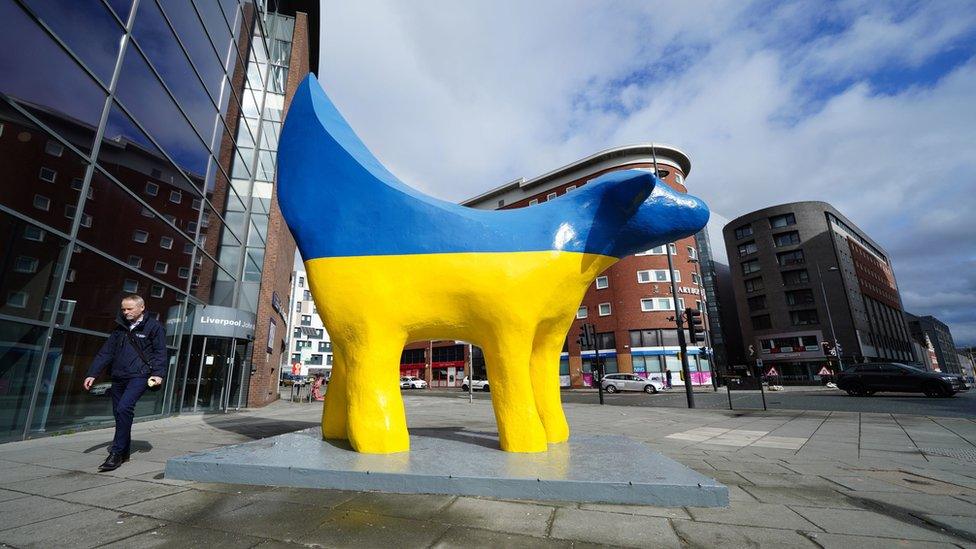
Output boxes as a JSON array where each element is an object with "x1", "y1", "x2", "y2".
[{"x1": 0, "y1": 0, "x2": 315, "y2": 442}]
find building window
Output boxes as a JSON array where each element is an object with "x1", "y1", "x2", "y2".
[
  {"x1": 160, "y1": 236, "x2": 173, "y2": 249},
  {"x1": 44, "y1": 139, "x2": 64, "y2": 156},
  {"x1": 80, "y1": 213, "x2": 93, "y2": 228},
  {"x1": 303, "y1": 290, "x2": 311, "y2": 300},
  {"x1": 39, "y1": 167, "x2": 57, "y2": 183},
  {"x1": 178, "y1": 267, "x2": 190, "y2": 279},
  {"x1": 777, "y1": 249, "x2": 804, "y2": 266},
  {"x1": 637, "y1": 269, "x2": 671, "y2": 283},
  {"x1": 301, "y1": 315, "x2": 312, "y2": 326},
  {"x1": 734, "y1": 224, "x2": 753, "y2": 239},
  {"x1": 528, "y1": 199, "x2": 538, "y2": 206},
  {"x1": 183, "y1": 242, "x2": 194, "y2": 254},
  {"x1": 14, "y1": 256, "x2": 39, "y2": 274},
  {"x1": 547, "y1": 192, "x2": 557, "y2": 200},
  {"x1": 691, "y1": 272, "x2": 701, "y2": 285},
  {"x1": 293, "y1": 327, "x2": 302, "y2": 338},
  {"x1": 790, "y1": 309, "x2": 819, "y2": 325},
  {"x1": 669, "y1": 243, "x2": 677, "y2": 255},
  {"x1": 672, "y1": 270, "x2": 681, "y2": 282},
  {"x1": 675, "y1": 174, "x2": 684, "y2": 185},
  {"x1": 150, "y1": 284, "x2": 165, "y2": 298},
  {"x1": 565, "y1": 185, "x2": 576, "y2": 192},
  {"x1": 576, "y1": 306, "x2": 588, "y2": 319},
  {"x1": 641, "y1": 297, "x2": 674, "y2": 312},
  {"x1": 298, "y1": 276, "x2": 305, "y2": 287},
  {"x1": 742, "y1": 259, "x2": 760, "y2": 275},
  {"x1": 318, "y1": 341, "x2": 330, "y2": 352},
  {"x1": 132, "y1": 230, "x2": 149, "y2": 243},
  {"x1": 306, "y1": 354, "x2": 323, "y2": 365},
  {"x1": 140, "y1": 206, "x2": 155, "y2": 218},
  {"x1": 33, "y1": 194, "x2": 51, "y2": 211},
  {"x1": 782, "y1": 269, "x2": 810, "y2": 285},
  {"x1": 497, "y1": 199, "x2": 505, "y2": 207},
  {"x1": 123, "y1": 279, "x2": 139, "y2": 293},
  {"x1": 598, "y1": 302, "x2": 611, "y2": 316},
  {"x1": 64, "y1": 204, "x2": 77, "y2": 219},
  {"x1": 751, "y1": 314, "x2": 772, "y2": 330},
  {"x1": 737, "y1": 241, "x2": 757, "y2": 257},
  {"x1": 769, "y1": 212, "x2": 796, "y2": 228},
  {"x1": 169, "y1": 190, "x2": 182, "y2": 204},
  {"x1": 154, "y1": 261, "x2": 168, "y2": 274},
  {"x1": 785, "y1": 289, "x2": 815, "y2": 306},
  {"x1": 145, "y1": 182, "x2": 159, "y2": 196},
  {"x1": 595, "y1": 276, "x2": 608, "y2": 289},
  {"x1": 7, "y1": 292, "x2": 28, "y2": 308},
  {"x1": 291, "y1": 353, "x2": 300, "y2": 363},
  {"x1": 295, "y1": 301, "x2": 302, "y2": 313},
  {"x1": 127, "y1": 255, "x2": 142, "y2": 268},
  {"x1": 773, "y1": 231, "x2": 800, "y2": 247},
  {"x1": 687, "y1": 246, "x2": 697, "y2": 260},
  {"x1": 70, "y1": 177, "x2": 84, "y2": 190},
  {"x1": 192, "y1": 198, "x2": 203, "y2": 210},
  {"x1": 747, "y1": 295, "x2": 767, "y2": 311},
  {"x1": 23, "y1": 226, "x2": 45, "y2": 242}
]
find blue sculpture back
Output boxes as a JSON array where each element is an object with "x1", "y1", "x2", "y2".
[{"x1": 277, "y1": 75, "x2": 709, "y2": 259}]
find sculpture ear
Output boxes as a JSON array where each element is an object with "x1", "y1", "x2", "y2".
[{"x1": 593, "y1": 170, "x2": 657, "y2": 219}]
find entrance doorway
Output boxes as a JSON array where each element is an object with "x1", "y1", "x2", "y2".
[{"x1": 173, "y1": 335, "x2": 252, "y2": 412}]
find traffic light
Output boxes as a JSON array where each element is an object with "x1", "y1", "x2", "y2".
[
  {"x1": 578, "y1": 323, "x2": 595, "y2": 350},
  {"x1": 686, "y1": 308, "x2": 706, "y2": 343}
]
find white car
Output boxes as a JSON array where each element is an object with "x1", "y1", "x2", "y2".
[
  {"x1": 460, "y1": 376, "x2": 489, "y2": 392},
  {"x1": 601, "y1": 373, "x2": 662, "y2": 394},
  {"x1": 400, "y1": 376, "x2": 427, "y2": 389}
]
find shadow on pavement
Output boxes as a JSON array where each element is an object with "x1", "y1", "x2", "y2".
[{"x1": 83, "y1": 440, "x2": 153, "y2": 454}]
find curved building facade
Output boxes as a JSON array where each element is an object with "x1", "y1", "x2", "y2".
[
  {"x1": 463, "y1": 144, "x2": 713, "y2": 388},
  {"x1": 723, "y1": 201, "x2": 915, "y2": 383}
]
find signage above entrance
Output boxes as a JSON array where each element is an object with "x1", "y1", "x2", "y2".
[{"x1": 166, "y1": 305, "x2": 257, "y2": 340}]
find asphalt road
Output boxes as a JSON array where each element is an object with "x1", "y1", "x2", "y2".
[{"x1": 419, "y1": 386, "x2": 976, "y2": 418}]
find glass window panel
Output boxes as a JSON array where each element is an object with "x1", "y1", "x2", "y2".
[
  {"x1": 0, "y1": 2, "x2": 107, "y2": 136},
  {"x1": 104, "y1": 0, "x2": 132, "y2": 22},
  {"x1": 0, "y1": 111, "x2": 88, "y2": 235},
  {"x1": 0, "y1": 211, "x2": 70, "y2": 323},
  {"x1": 256, "y1": 149, "x2": 275, "y2": 181},
  {"x1": 157, "y1": 0, "x2": 227, "y2": 106},
  {"x1": 114, "y1": 46, "x2": 211, "y2": 180},
  {"x1": 59, "y1": 244, "x2": 186, "y2": 333},
  {"x1": 21, "y1": 0, "x2": 123, "y2": 85},
  {"x1": 243, "y1": 247, "x2": 264, "y2": 281},
  {"x1": 81, "y1": 169, "x2": 195, "y2": 290},
  {"x1": 132, "y1": 0, "x2": 218, "y2": 145},
  {"x1": 192, "y1": 0, "x2": 233, "y2": 59},
  {"x1": 0, "y1": 319, "x2": 48, "y2": 442},
  {"x1": 218, "y1": 0, "x2": 240, "y2": 32},
  {"x1": 32, "y1": 329, "x2": 166, "y2": 434},
  {"x1": 246, "y1": 214, "x2": 267, "y2": 247}
]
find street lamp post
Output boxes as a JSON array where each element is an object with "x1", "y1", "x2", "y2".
[{"x1": 816, "y1": 262, "x2": 844, "y2": 371}]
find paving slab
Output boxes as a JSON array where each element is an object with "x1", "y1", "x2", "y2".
[
  {"x1": 923, "y1": 514, "x2": 976, "y2": 538},
  {"x1": 100, "y1": 523, "x2": 264, "y2": 548},
  {"x1": 0, "y1": 488, "x2": 29, "y2": 503},
  {"x1": 671, "y1": 519, "x2": 818, "y2": 548},
  {"x1": 0, "y1": 463, "x2": 67, "y2": 484},
  {"x1": 336, "y1": 492, "x2": 455, "y2": 521},
  {"x1": 194, "y1": 499, "x2": 329, "y2": 541},
  {"x1": 59, "y1": 479, "x2": 188, "y2": 508},
  {"x1": 0, "y1": 494, "x2": 90, "y2": 531},
  {"x1": 549, "y1": 507, "x2": 681, "y2": 548},
  {"x1": 685, "y1": 501, "x2": 819, "y2": 530},
  {"x1": 740, "y1": 486, "x2": 860, "y2": 509},
  {"x1": 0, "y1": 470, "x2": 126, "y2": 496},
  {"x1": 578, "y1": 502, "x2": 690, "y2": 519},
  {"x1": 120, "y1": 488, "x2": 252, "y2": 523},
  {"x1": 437, "y1": 496, "x2": 554, "y2": 537},
  {"x1": 805, "y1": 532, "x2": 959, "y2": 548},
  {"x1": 0, "y1": 507, "x2": 161, "y2": 548},
  {"x1": 850, "y1": 490, "x2": 976, "y2": 516},
  {"x1": 298, "y1": 509, "x2": 451, "y2": 547},
  {"x1": 166, "y1": 429, "x2": 728, "y2": 507},
  {"x1": 431, "y1": 526, "x2": 573, "y2": 548},
  {"x1": 791, "y1": 505, "x2": 960, "y2": 542}
]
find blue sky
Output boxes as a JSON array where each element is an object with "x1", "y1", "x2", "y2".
[{"x1": 318, "y1": 0, "x2": 976, "y2": 345}]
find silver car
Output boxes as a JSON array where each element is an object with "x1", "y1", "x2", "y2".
[{"x1": 601, "y1": 373, "x2": 662, "y2": 394}]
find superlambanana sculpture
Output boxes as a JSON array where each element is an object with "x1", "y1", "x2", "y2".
[{"x1": 278, "y1": 75, "x2": 709, "y2": 454}]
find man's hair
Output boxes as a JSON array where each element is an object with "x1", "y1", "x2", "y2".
[{"x1": 122, "y1": 294, "x2": 145, "y2": 307}]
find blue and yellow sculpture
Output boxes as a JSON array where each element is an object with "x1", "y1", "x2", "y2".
[{"x1": 278, "y1": 75, "x2": 709, "y2": 454}]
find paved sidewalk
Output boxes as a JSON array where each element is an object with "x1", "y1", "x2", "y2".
[{"x1": 2, "y1": 396, "x2": 976, "y2": 548}]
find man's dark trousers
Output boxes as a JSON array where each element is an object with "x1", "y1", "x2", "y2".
[{"x1": 109, "y1": 377, "x2": 148, "y2": 455}]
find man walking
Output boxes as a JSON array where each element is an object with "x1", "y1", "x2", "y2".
[
  {"x1": 664, "y1": 367, "x2": 673, "y2": 389},
  {"x1": 83, "y1": 295, "x2": 167, "y2": 471}
]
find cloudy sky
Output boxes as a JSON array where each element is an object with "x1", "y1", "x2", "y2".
[{"x1": 317, "y1": 0, "x2": 976, "y2": 345}]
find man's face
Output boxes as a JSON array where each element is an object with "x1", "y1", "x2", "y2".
[{"x1": 121, "y1": 299, "x2": 144, "y2": 321}]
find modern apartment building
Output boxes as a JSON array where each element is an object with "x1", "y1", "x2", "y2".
[
  {"x1": 723, "y1": 202, "x2": 914, "y2": 383},
  {"x1": 906, "y1": 314, "x2": 961, "y2": 374},
  {"x1": 462, "y1": 144, "x2": 713, "y2": 388},
  {"x1": 0, "y1": 0, "x2": 318, "y2": 441},
  {"x1": 284, "y1": 270, "x2": 333, "y2": 377}
]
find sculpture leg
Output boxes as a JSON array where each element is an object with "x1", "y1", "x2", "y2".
[
  {"x1": 482, "y1": 333, "x2": 548, "y2": 453},
  {"x1": 344, "y1": 332, "x2": 410, "y2": 454},
  {"x1": 321, "y1": 349, "x2": 348, "y2": 440},
  {"x1": 530, "y1": 326, "x2": 570, "y2": 444}
]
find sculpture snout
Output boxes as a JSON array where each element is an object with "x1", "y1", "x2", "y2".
[{"x1": 607, "y1": 182, "x2": 710, "y2": 258}]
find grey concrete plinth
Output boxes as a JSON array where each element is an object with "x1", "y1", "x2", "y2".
[{"x1": 165, "y1": 428, "x2": 727, "y2": 507}]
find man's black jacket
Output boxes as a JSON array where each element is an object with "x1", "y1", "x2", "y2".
[{"x1": 86, "y1": 312, "x2": 168, "y2": 379}]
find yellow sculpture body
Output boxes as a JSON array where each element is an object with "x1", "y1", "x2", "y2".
[{"x1": 278, "y1": 76, "x2": 710, "y2": 454}]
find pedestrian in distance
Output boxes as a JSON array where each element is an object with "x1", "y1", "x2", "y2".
[
  {"x1": 83, "y1": 294, "x2": 167, "y2": 472},
  {"x1": 665, "y1": 367, "x2": 673, "y2": 389}
]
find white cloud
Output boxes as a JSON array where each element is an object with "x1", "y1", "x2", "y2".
[{"x1": 317, "y1": 0, "x2": 976, "y2": 344}]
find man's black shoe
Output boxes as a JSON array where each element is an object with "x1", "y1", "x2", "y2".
[{"x1": 98, "y1": 452, "x2": 129, "y2": 472}]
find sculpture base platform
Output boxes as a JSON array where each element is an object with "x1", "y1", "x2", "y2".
[{"x1": 165, "y1": 428, "x2": 727, "y2": 507}]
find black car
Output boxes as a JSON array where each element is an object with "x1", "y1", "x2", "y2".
[{"x1": 836, "y1": 362, "x2": 969, "y2": 397}]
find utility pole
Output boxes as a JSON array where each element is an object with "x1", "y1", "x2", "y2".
[
  {"x1": 653, "y1": 143, "x2": 693, "y2": 408},
  {"x1": 816, "y1": 262, "x2": 844, "y2": 370}
]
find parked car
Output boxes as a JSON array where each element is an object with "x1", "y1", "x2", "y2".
[
  {"x1": 836, "y1": 362, "x2": 969, "y2": 397},
  {"x1": 460, "y1": 376, "x2": 489, "y2": 392},
  {"x1": 280, "y1": 373, "x2": 308, "y2": 386},
  {"x1": 400, "y1": 376, "x2": 428, "y2": 389},
  {"x1": 90, "y1": 382, "x2": 113, "y2": 396},
  {"x1": 601, "y1": 373, "x2": 663, "y2": 394}
]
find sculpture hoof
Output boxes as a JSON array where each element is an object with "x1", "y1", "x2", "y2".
[{"x1": 350, "y1": 434, "x2": 410, "y2": 454}]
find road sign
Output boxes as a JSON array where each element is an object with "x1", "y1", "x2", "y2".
[
  {"x1": 766, "y1": 366, "x2": 779, "y2": 377},
  {"x1": 817, "y1": 366, "x2": 832, "y2": 376}
]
